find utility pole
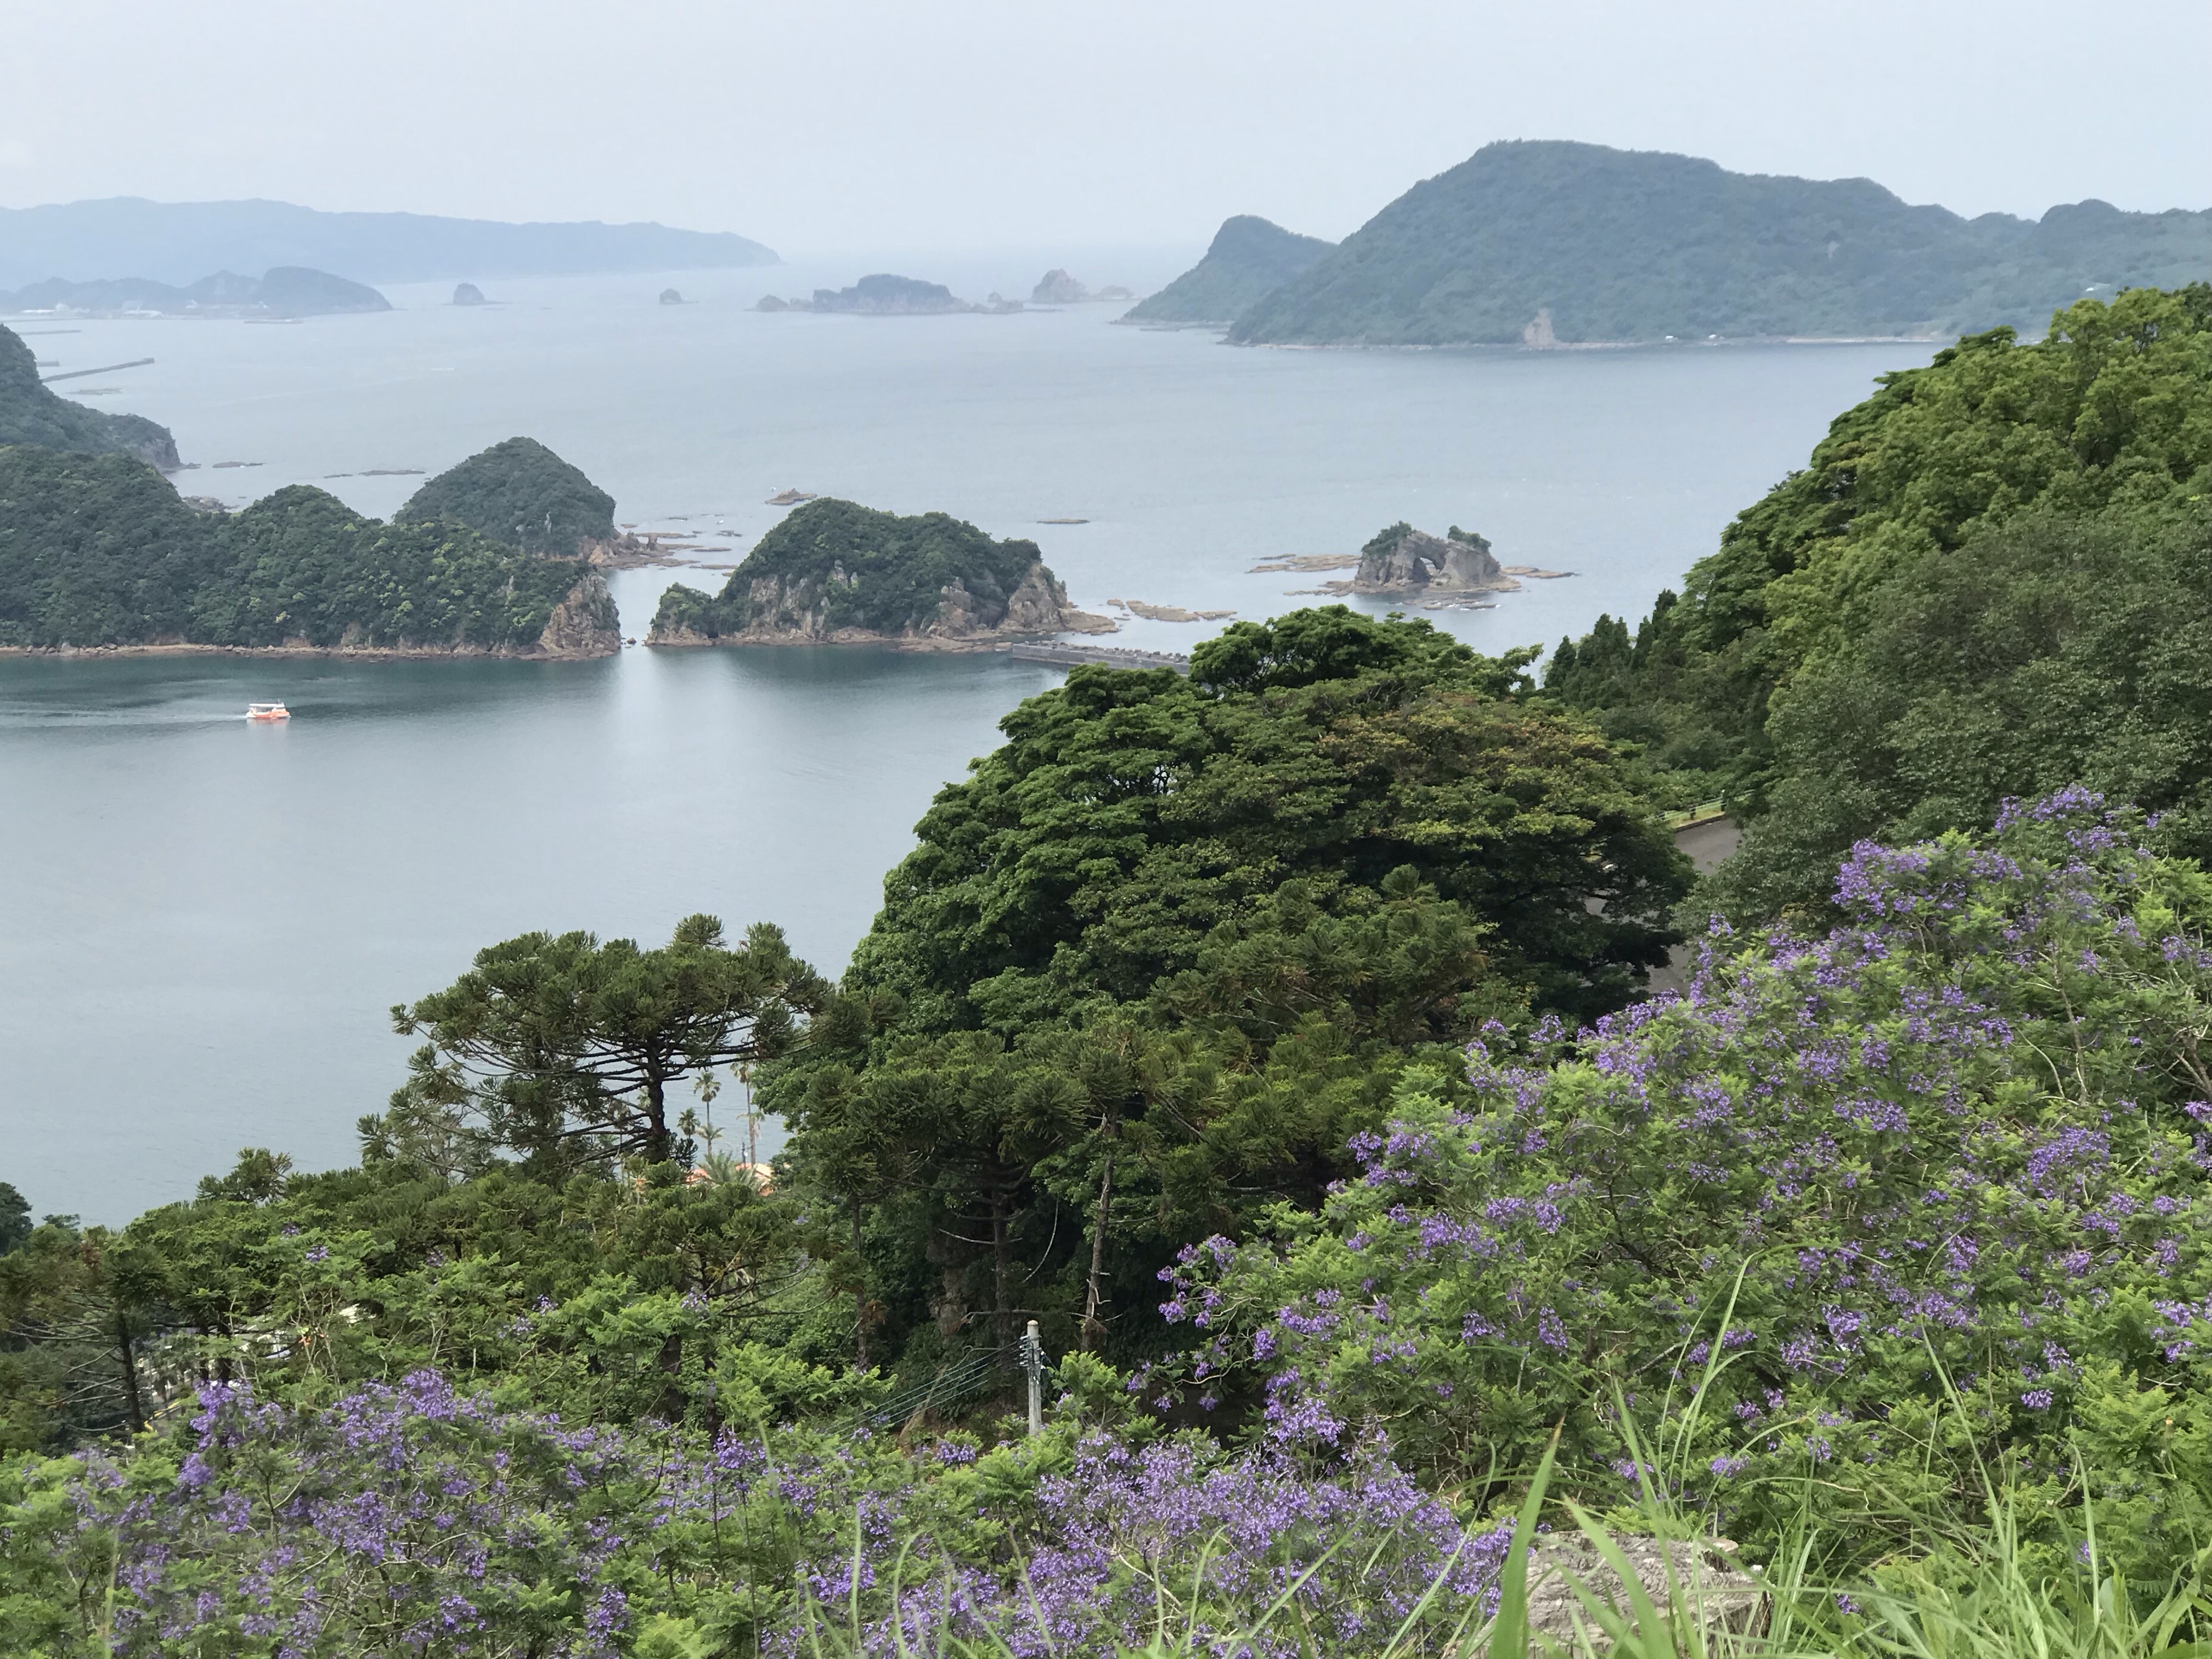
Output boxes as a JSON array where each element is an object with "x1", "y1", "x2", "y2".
[{"x1": 1019, "y1": 1319, "x2": 1046, "y2": 1437}]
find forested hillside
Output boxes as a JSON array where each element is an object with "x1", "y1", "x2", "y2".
[
  {"x1": 1229, "y1": 140, "x2": 2212, "y2": 346},
  {"x1": 0, "y1": 323, "x2": 178, "y2": 467},
  {"x1": 1121, "y1": 215, "x2": 1336, "y2": 325},
  {"x1": 397, "y1": 436, "x2": 618, "y2": 556},
  {"x1": 1545, "y1": 283, "x2": 2212, "y2": 912}
]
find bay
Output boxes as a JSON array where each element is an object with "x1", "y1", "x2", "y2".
[{"x1": 2, "y1": 263, "x2": 1936, "y2": 1220}]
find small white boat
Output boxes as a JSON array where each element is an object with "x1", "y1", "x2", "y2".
[{"x1": 246, "y1": 702, "x2": 290, "y2": 722}]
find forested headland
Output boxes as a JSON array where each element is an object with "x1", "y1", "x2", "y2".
[
  {"x1": 0, "y1": 430, "x2": 623, "y2": 655},
  {"x1": 1143, "y1": 140, "x2": 2212, "y2": 347},
  {"x1": 7, "y1": 290, "x2": 2212, "y2": 1657},
  {"x1": 0, "y1": 322, "x2": 178, "y2": 469}
]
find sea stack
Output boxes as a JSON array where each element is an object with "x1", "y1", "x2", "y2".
[
  {"x1": 453, "y1": 282, "x2": 488, "y2": 306},
  {"x1": 1031, "y1": 269, "x2": 1089, "y2": 304},
  {"x1": 1352, "y1": 523, "x2": 1509, "y2": 592}
]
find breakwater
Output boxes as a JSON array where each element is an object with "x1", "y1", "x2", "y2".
[{"x1": 1005, "y1": 641, "x2": 1191, "y2": 673}]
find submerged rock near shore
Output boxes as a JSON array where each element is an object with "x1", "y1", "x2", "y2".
[{"x1": 648, "y1": 498, "x2": 1113, "y2": 648}]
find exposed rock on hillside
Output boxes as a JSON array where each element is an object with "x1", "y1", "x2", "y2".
[
  {"x1": 452, "y1": 283, "x2": 488, "y2": 306},
  {"x1": 1121, "y1": 216, "x2": 1336, "y2": 325},
  {"x1": 534, "y1": 569, "x2": 623, "y2": 657},
  {"x1": 0, "y1": 323, "x2": 179, "y2": 468},
  {"x1": 648, "y1": 498, "x2": 1113, "y2": 648}
]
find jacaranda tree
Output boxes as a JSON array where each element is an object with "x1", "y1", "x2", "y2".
[{"x1": 1155, "y1": 790, "x2": 2212, "y2": 1578}]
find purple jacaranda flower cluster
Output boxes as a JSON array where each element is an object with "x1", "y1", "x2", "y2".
[
  {"x1": 7, "y1": 1372, "x2": 1514, "y2": 1658},
  {"x1": 37, "y1": 1372, "x2": 646, "y2": 1658},
  {"x1": 1150, "y1": 793, "x2": 2212, "y2": 1577},
  {"x1": 773, "y1": 1432, "x2": 1510, "y2": 1658}
]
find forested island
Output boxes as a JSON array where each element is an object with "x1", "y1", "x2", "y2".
[
  {"x1": 1148, "y1": 140, "x2": 2212, "y2": 346},
  {"x1": 8, "y1": 289, "x2": 2212, "y2": 1656},
  {"x1": 0, "y1": 432, "x2": 622, "y2": 655},
  {"x1": 758, "y1": 274, "x2": 1018, "y2": 315},
  {"x1": 0, "y1": 321, "x2": 178, "y2": 467},
  {"x1": 0, "y1": 267, "x2": 390, "y2": 319},
  {"x1": 649, "y1": 498, "x2": 1109, "y2": 647}
]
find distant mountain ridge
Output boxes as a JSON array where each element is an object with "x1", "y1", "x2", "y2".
[
  {"x1": 0, "y1": 198, "x2": 778, "y2": 290},
  {"x1": 1, "y1": 267, "x2": 390, "y2": 318},
  {"x1": 1150, "y1": 142, "x2": 2212, "y2": 347},
  {"x1": 1122, "y1": 216, "x2": 1336, "y2": 325}
]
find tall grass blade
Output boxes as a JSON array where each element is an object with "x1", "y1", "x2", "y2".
[{"x1": 1483, "y1": 1425, "x2": 1561, "y2": 1659}]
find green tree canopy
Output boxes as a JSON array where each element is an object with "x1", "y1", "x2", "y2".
[
  {"x1": 1546, "y1": 284, "x2": 2212, "y2": 915},
  {"x1": 0, "y1": 450, "x2": 610, "y2": 652},
  {"x1": 850, "y1": 607, "x2": 1687, "y2": 1028},
  {"x1": 381, "y1": 915, "x2": 829, "y2": 1167},
  {"x1": 396, "y1": 436, "x2": 617, "y2": 557},
  {"x1": 0, "y1": 1184, "x2": 29, "y2": 1255}
]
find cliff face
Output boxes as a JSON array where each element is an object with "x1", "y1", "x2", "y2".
[
  {"x1": 692, "y1": 561, "x2": 1076, "y2": 642},
  {"x1": 1353, "y1": 524, "x2": 1507, "y2": 592},
  {"x1": 535, "y1": 571, "x2": 623, "y2": 657},
  {"x1": 647, "y1": 498, "x2": 1101, "y2": 648},
  {"x1": 0, "y1": 323, "x2": 181, "y2": 468}
]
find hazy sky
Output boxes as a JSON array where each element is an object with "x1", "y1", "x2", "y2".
[{"x1": 5, "y1": 0, "x2": 2206, "y2": 255}]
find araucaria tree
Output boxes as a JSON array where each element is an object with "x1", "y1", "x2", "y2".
[{"x1": 377, "y1": 915, "x2": 827, "y2": 1167}]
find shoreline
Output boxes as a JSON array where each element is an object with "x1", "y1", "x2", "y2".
[
  {"x1": 647, "y1": 629, "x2": 1109, "y2": 655},
  {"x1": 1234, "y1": 332, "x2": 1947, "y2": 352},
  {"x1": 0, "y1": 641, "x2": 614, "y2": 662}
]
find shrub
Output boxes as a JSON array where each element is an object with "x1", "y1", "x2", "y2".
[{"x1": 1156, "y1": 791, "x2": 2212, "y2": 1579}]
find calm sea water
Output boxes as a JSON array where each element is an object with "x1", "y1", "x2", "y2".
[{"x1": 3, "y1": 266, "x2": 1936, "y2": 1220}]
